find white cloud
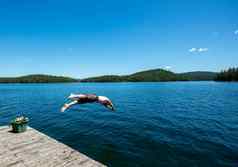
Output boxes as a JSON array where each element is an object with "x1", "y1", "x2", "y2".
[
  {"x1": 189, "y1": 48, "x2": 197, "y2": 52},
  {"x1": 198, "y1": 48, "x2": 208, "y2": 52},
  {"x1": 235, "y1": 30, "x2": 238, "y2": 35},
  {"x1": 165, "y1": 66, "x2": 172, "y2": 70},
  {"x1": 189, "y1": 47, "x2": 208, "y2": 53}
]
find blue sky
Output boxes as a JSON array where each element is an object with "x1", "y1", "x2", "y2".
[{"x1": 0, "y1": 0, "x2": 238, "y2": 78}]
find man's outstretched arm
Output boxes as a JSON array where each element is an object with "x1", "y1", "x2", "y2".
[{"x1": 61, "y1": 100, "x2": 78, "y2": 112}]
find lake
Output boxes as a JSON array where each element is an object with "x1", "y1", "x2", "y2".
[{"x1": 0, "y1": 82, "x2": 238, "y2": 167}]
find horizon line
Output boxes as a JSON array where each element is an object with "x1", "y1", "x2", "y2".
[{"x1": 0, "y1": 68, "x2": 220, "y2": 79}]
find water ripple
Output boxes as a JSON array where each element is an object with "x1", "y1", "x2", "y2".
[{"x1": 0, "y1": 82, "x2": 238, "y2": 167}]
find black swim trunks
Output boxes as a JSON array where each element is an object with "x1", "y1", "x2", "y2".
[{"x1": 77, "y1": 94, "x2": 98, "y2": 104}]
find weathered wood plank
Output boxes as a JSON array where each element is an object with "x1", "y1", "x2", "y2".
[{"x1": 0, "y1": 126, "x2": 106, "y2": 167}]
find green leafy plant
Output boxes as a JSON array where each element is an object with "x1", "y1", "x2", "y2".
[
  {"x1": 10, "y1": 116, "x2": 29, "y2": 133},
  {"x1": 11, "y1": 116, "x2": 29, "y2": 124}
]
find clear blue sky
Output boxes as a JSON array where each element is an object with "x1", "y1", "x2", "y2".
[{"x1": 0, "y1": 0, "x2": 238, "y2": 78}]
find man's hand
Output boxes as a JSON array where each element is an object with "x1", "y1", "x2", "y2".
[
  {"x1": 61, "y1": 101, "x2": 78, "y2": 112},
  {"x1": 61, "y1": 104, "x2": 69, "y2": 112}
]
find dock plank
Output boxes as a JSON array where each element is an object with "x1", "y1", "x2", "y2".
[{"x1": 0, "y1": 126, "x2": 106, "y2": 167}]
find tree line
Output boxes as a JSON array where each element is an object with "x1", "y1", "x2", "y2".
[
  {"x1": 0, "y1": 75, "x2": 77, "y2": 83},
  {"x1": 215, "y1": 67, "x2": 238, "y2": 81}
]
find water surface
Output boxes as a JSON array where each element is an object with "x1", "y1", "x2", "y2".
[{"x1": 0, "y1": 82, "x2": 238, "y2": 167}]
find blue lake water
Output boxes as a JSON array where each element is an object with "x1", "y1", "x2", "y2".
[{"x1": 0, "y1": 82, "x2": 238, "y2": 167}]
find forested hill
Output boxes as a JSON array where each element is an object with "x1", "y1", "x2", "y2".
[
  {"x1": 126, "y1": 69, "x2": 184, "y2": 82},
  {"x1": 215, "y1": 67, "x2": 238, "y2": 81},
  {"x1": 178, "y1": 71, "x2": 217, "y2": 81},
  {"x1": 81, "y1": 69, "x2": 217, "y2": 82},
  {"x1": 0, "y1": 75, "x2": 77, "y2": 83},
  {"x1": 81, "y1": 69, "x2": 183, "y2": 82}
]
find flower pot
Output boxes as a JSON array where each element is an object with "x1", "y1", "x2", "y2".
[{"x1": 11, "y1": 117, "x2": 29, "y2": 133}]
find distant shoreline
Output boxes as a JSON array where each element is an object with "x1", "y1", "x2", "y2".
[
  {"x1": 80, "y1": 69, "x2": 217, "y2": 82},
  {"x1": 0, "y1": 69, "x2": 217, "y2": 83},
  {"x1": 1, "y1": 67, "x2": 237, "y2": 83},
  {"x1": 1, "y1": 81, "x2": 237, "y2": 84},
  {"x1": 0, "y1": 74, "x2": 77, "y2": 84}
]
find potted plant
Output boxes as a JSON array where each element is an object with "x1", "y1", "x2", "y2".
[{"x1": 10, "y1": 116, "x2": 29, "y2": 133}]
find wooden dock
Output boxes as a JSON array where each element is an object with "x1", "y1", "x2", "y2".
[{"x1": 0, "y1": 126, "x2": 106, "y2": 167}]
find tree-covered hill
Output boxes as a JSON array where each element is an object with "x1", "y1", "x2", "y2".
[
  {"x1": 81, "y1": 69, "x2": 218, "y2": 82},
  {"x1": 126, "y1": 69, "x2": 185, "y2": 82},
  {"x1": 0, "y1": 74, "x2": 77, "y2": 83},
  {"x1": 179, "y1": 71, "x2": 217, "y2": 81},
  {"x1": 215, "y1": 67, "x2": 238, "y2": 81},
  {"x1": 81, "y1": 69, "x2": 187, "y2": 82}
]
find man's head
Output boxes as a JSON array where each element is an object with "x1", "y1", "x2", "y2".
[{"x1": 98, "y1": 96, "x2": 115, "y2": 111}]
